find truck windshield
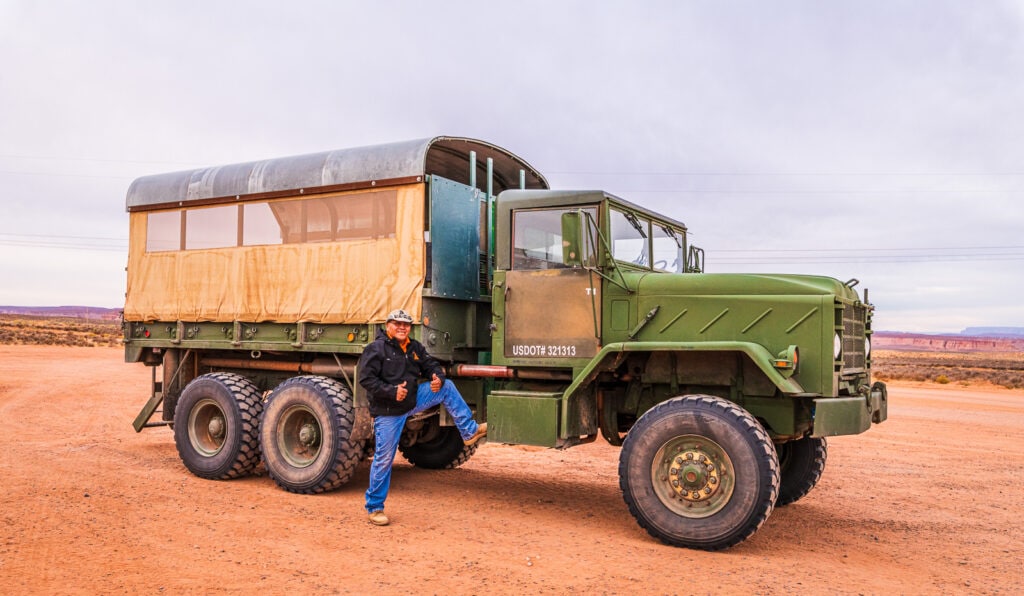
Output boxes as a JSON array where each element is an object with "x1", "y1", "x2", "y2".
[
  {"x1": 652, "y1": 224, "x2": 684, "y2": 273},
  {"x1": 513, "y1": 207, "x2": 597, "y2": 270},
  {"x1": 609, "y1": 208, "x2": 650, "y2": 267}
]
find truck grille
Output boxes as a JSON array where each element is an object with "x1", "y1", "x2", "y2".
[{"x1": 842, "y1": 304, "x2": 867, "y2": 372}]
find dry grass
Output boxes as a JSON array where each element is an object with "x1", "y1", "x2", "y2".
[
  {"x1": 873, "y1": 349, "x2": 1024, "y2": 389},
  {"x1": 0, "y1": 314, "x2": 121, "y2": 347}
]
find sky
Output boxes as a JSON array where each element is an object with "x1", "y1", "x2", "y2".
[{"x1": 1, "y1": 1, "x2": 1022, "y2": 334}]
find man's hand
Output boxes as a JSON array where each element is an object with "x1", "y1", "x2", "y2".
[
  {"x1": 430, "y1": 373, "x2": 442, "y2": 393},
  {"x1": 395, "y1": 381, "x2": 408, "y2": 402}
]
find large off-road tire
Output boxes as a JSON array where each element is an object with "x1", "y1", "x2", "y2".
[
  {"x1": 619, "y1": 394, "x2": 780, "y2": 551},
  {"x1": 260, "y1": 375, "x2": 364, "y2": 494},
  {"x1": 173, "y1": 372, "x2": 263, "y2": 480},
  {"x1": 399, "y1": 425, "x2": 478, "y2": 469},
  {"x1": 776, "y1": 436, "x2": 828, "y2": 506}
]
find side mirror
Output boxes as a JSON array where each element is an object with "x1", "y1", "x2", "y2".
[{"x1": 561, "y1": 211, "x2": 586, "y2": 267}]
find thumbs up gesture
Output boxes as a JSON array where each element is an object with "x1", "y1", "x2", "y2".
[{"x1": 395, "y1": 381, "x2": 408, "y2": 401}]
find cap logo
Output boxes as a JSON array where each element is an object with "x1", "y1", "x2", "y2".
[{"x1": 386, "y1": 309, "x2": 414, "y2": 323}]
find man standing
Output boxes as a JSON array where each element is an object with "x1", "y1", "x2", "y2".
[{"x1": 358, "y1": 308, "x2": 487, "y2": 526}]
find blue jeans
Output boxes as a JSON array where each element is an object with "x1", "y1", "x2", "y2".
[{"x1": 365, "y1": 379, "x2": 480, "y2": 513}]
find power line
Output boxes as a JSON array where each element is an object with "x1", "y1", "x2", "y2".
[
  {"x1": 707, "y1": 244, "x2": 1024, "y2": 265},
  {"x1": 0, "y1": 232, "x2": 127, "y2": 252},
  {"x1": 0, "y1": 169, "x2": 136, "y2": 180},
  {"x1": 0, "y1": 240, "x2": 126, "y2": 253},
  {"x1": 712, "y1": 256, "x2": 1024, "y2": 264},
  {"x1": 1, "y1": 233, "x2": 128, "y2": 242},
  {"x1": 548, "y1": 170, "x2": 1024, "y2": 177},
  {"x1": 710, "y1": 245, "x2": 1024, "y2": 253},
  {"x1": 0, "y1": 153, "x2": 202, "y2": 166},
  {"x1": 614, "y1": 188, "x2": 1024, "y2": 194}
]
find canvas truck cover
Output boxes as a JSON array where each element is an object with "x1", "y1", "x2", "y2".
[{"x1": 123, "y1": 137, "x2": 547, "y2": 324}]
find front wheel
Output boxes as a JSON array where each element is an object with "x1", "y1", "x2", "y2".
[
  {"x1": 173, "y1": 372, "x2": 263, "y2": 480},
  {"x1": 776, "y1": 436, "x2": 827, "y2": 506},
  {"x1": 260, "y1": 376, "x2": 364, "y2": 494},
  {"x1": 619, "y1": 394, "x2": 780, "y2": 550}
]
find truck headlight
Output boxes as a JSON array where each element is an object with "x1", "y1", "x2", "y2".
[
  {"x1": 833, "y1": 333, "x2": 843, "y2": 360},
  {"x1": 865, "y1": 335, "x2": 871, "y2": 358}
]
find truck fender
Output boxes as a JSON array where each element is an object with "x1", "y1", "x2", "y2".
[{"x1": 560, "y1": 341, "x2": 809, "y2": 437}]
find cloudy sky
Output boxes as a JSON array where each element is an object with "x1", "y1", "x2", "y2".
[{"x1": 2, "y1": 1, "x2": 1022, "y2": 333}]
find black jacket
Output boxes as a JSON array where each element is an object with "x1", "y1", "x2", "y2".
[{"x1": 358, "y1": 328, "x2": 446, "y2": 417}]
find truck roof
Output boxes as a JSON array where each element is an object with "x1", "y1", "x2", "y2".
[
  {"x1": 497, "y1": 188, "x2": 689, "y2": 231},
  {"x1": 125, "y1": 136, "x2": 548, "y2": 212}
]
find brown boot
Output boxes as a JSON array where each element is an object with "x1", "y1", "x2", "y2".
[
  {"x1": 464, "y1": 422, "x2": 488, "y2": 447},
  {"x1": 368, "y1": 510, "x2": 390, "y2": 526}
]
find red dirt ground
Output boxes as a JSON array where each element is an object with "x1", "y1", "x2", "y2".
[{"x1": 1, "y1": 345, "x2": 1021, "y2": 594}]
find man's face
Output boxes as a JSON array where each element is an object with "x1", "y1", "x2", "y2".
[{"x1": 386, "y1": 319, "x2": 412, "y2": 341}]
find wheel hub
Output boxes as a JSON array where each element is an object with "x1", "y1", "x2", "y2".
[
  {"x1": 669, "y1": 451, "x2": 721, "y2": 502},
  {"x1": 651, "y1": 435, "x2": 736, "y2": 519},
  {"x1": 298, "y1": 423, "x2": 319, "y2": 447},
  {"x1": 277, "y1": 405, "x2": 323, "y2": 468},
  {"x1": 188, "y1": 398, "x2": 228, "y2": 457},
  {"x1": 208, "y1": 416, "x2": 225, "y2": 440}
]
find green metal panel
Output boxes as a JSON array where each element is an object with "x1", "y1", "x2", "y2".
[
  {"x1": 610, "y1": 299, "x2": 629, "y2": 330},
  {"x1": 123, "y1": 320, "x2": 372, "y2": 353},
  {"x1": 429, "y1": 176, "x2": 483, "y2": 300},
  {"x1": 488, "y1": 390, "x2": 562, "y2": 447},
  {"x1": 811, "y1": 396, "x2": 872, "y2": 437},
  {"x1": 741, "y1": 396, "x2": 800, "y2": 436}
]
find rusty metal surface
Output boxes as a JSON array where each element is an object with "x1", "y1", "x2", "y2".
[{"x1": 126, "y1": 136, "x2": 548, "y2": 211}]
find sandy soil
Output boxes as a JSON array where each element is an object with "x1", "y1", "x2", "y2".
[{"x1": 1, "y1": 345, "x2": 1022, "y2": 594}]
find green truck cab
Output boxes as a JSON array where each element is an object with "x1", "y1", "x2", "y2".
[{"x1": 124, "y1": 136, "x2": 886, "y2": 550}]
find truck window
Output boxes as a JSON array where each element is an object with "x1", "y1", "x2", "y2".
[
  {"x1": 652, "y1": 223, "x2": 683, "y2": 273},
  {"x1": 185, "y1": 205, "x2": 238, "y2": 250},
  {"x1": 144, "y1": 189, "x2": 398, "y2": 252},
  {"x1": 610, "y1": 208, "x2": 650, "y2": 267},
  {"x1": 307, "y1": 191, "x2": 397, "y2": 242},
  {"x1": 146, "y1": 210, "x2": 182, "y2": 252},
  {"x1": 512, "y1": 207, "x2": 596, "y2": 270},
  {"x1": 243, "y1": 203, "x2": 285, "y2": 246}
]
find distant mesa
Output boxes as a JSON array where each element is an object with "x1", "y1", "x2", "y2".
[
  {"x1": 961, "y1": 326, "x2": 1024, "y2": 338},
  {"x1": 0, "y1": 305, "x2": 121, "y2": 321},
  {"x1": 874, "y1": 329, "x2": 1024, "y2": 352}
]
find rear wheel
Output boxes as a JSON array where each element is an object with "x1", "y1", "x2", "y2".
[
  {"x1": 400, "y1": 423, "x2": 478, "y2": 469},
  {"x1": 260, "y1": 376, "x2": 364, "y2": 494},
  {"x1": 776, "y1": 436, "x2": 828, "y2": 506},
  {"x1": 619, "y1": 394, "x2": 779, "y2": 550},
  {"x1": 173, "y1": 372, "x2": 262, "y2": 480}
]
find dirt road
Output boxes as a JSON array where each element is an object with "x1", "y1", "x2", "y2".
[{"x1": 1, "y1": 346, "x2": 1021, "y2": 594}]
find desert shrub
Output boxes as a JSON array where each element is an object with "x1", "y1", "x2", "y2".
[
  {"x1": 873, "y1": 350, "x2": 1024, "y2": 388},
  {"x1": 0, "y1": 315, "x2": 121, "y2": 347}
]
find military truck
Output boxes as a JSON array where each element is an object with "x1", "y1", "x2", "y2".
[{"x1": 124, "y1": 136, "x2": 886, "y2": 550}]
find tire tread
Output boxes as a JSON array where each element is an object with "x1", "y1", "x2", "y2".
[
  {"x1": 262, "y1": 375, "x2": 363, "y2": 494},
  {"x1": 618, "y1": 394, "x2": 780, "y2": 551},
  {"x1": 174, "y1": 372, "x2": 263, "y2": 480}
]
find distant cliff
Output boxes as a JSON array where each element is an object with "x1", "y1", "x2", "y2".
[
  {"x1": 874, "y1": 332, "x2": 1024, "y2": 352},
  {"x1": 961, "y1": 327, "x2": 1024, "y2": 338},
  {"x1": 0, "y1": 306, "x2": 121, "y2": 321}
]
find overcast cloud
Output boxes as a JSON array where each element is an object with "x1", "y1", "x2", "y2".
[{"x1": 1, "y1": 1, "x2": 1022, "y2": 333}]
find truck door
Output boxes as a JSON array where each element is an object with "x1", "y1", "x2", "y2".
[{"x1": 502, "y1": 206, "x2": 600, "y2": 362}]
